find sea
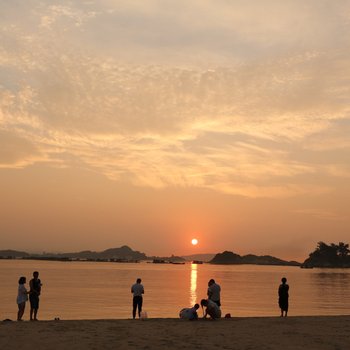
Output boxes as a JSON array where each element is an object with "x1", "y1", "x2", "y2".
[{"x1": 1, "y1": 259, "x2": 349, "y2": 320}]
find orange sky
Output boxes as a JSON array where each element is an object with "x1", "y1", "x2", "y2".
[{"x1": 0, "y1": 1, "x2": 349, "y2": 261}]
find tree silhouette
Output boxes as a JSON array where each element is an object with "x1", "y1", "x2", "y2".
[{"x1": 303, "y1": 241, "x2": 350, "y2": 267}]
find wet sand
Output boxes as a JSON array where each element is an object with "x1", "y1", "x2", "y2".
[{"x1": 1, "y1": 316, "x2": 349, "y2": 350}]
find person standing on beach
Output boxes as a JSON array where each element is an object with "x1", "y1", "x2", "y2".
[
  {"x1": 17, "y1": 276, "x2": 29, "y2": 321},
  {"x1": 131, "y1": 278, "x2": 144, "y2": 319},
  {"x1": 207, "y1": 279, "x2": 221, "y2": 307},
  {"x1": 29, "y1": 271, "x2": 42, "y2": 321},
  {"x1": 278, "y1": 277, "x2": 289, "y2": 317}
]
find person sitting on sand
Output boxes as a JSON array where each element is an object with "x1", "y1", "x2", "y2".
[
  {"x1": 179, "y1": 303, "x2": 200, "y2": 320},
  {"x1": 131, "y1": 278, "x2": 144, "y2": 319},
  {"x1": 201, "y1": 299, "x2": 221, "y2": 319},
  {"x1": 278, "y1": 277, "x2": 289, "y2": 317},
  {"x1": 17, "y1": 276, "x2": 29, "y2": 321}
]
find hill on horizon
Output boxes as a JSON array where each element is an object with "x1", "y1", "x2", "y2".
[
  {"x1": 210, "y1": 251, "x2": 301, "y2": 266},
  {"x1": 1, "y1": 246, "x2": 300, "y2": 265},
  {"x1": 181, "y1": 253, "x2": 215, "y2": 262},
  {"x1": 0, "y1": 246, "x2": 147, "y2": 260}
]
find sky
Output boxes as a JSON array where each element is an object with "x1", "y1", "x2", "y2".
[{"x1": 0, "y1": 0, "x2": 349, "y2": 261}]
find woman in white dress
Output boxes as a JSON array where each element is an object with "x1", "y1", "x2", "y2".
[{"x1": 17, "y1": 276, "x2": 29, "y2": 321}]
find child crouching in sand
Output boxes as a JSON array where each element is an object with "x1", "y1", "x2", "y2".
[{"x1": 179, "y1": 303, "x2": 200, "y2": 320}]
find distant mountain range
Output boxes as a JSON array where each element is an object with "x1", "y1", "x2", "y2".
[
  {"x1": 181, "y1": 254, "x2": 215, "y2": 262},
  {"x1": 2, "y1": 242, "x2": 348, "y2": 268},
  {"x1": 0, "y1": 246, "x2": 147, "y2": 261},
  {"x1": 0, "y1": 249, "x2": 30, "y2": 258},
  {"x1": 209, "y1": 251, "x2": 301, "y2": 266},
  {"x1": 0, "y1": 246, "x2": 299, "y2": 266}
]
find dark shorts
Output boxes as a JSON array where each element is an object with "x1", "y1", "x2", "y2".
[
  {"x1": 133, "y1": 296, "x2": 143, "y2": 308},
  {"x1": 29, "y1": 295, "x2": 40, "y2": 309},
  {"x1": 279, "y1": 298, "x2": 288, "y2": 311}
]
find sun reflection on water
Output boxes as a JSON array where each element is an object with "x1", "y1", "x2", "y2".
[{"x1": 190, "y1": 263, "x2": 197, "y2": 306}]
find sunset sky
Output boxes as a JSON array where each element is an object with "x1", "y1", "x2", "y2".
[{"x1": 1, "y1": 0, "x2": 349, "y2": 260}]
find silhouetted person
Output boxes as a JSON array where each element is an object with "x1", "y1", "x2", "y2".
[
  {"x1": 17, "y1": 276, "x2": 29, "y2": 321},
  {"x1": 201, "y1": 299, "x2": 221, "y2": 319},
  {"x1": 278, "y1": 277, "x2": 289, "y2": 317},
  {"x1": 29, "y1": 271, "x2": 42, "y2": 321},
  {"x1": 207, "y1": 279, "x2": 221, "y2": 306},
  {"x1": 131, "y1": 278, "x2": 144, "y2": 319},
  {"x1": 179, "y1": 303, "x2": 200, "y2": 320}
]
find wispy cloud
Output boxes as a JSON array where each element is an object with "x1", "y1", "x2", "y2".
[{"x1": 1, "y1": 0, "x2": 349, "y2": 198}]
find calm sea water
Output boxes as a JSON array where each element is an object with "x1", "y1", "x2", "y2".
[{"x1": 1, "y1": 260, "x2": 349, "y2": 320}]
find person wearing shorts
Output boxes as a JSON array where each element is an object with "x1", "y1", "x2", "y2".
[{"x1": 29, "y1": 271, "x2": 42, "y2": 321}]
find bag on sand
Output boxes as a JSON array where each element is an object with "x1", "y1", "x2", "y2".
[{"x1": 140, "y1": 311, "x2": 148, "y2": 319}]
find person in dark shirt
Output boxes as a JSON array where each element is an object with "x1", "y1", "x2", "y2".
[
  {"x1": 278, "y1": 277, "x2": 289, "y2": 317},
  {"x1": 29, "y1": 271, "x2": 42, "y2": 321}
]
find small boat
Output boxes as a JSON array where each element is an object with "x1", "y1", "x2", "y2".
[
  {"x1": 152, "y1": 259, "x2": 167, "y2": 264},
  {"x1": 300, "y1": 265, "x2": 313, "y2": 269},
  {"x1": 170, "y1": 261, "x2": 185, "y2": 265},
  {"x1": 192, "y1": 260, "x2": 203, "y2": 264}
]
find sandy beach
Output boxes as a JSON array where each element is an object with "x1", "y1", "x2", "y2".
[{"x1": 1, "y1": 316, "x2": 349, "y2": 350}]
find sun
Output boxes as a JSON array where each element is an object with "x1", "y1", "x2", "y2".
[{"x1": 191, "y1": 238, "x2": 198, "y2": 246}]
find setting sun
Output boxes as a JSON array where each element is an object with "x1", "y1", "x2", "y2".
[{"x1": 191, "y1": 238, "x2": 198, "y2": 246}]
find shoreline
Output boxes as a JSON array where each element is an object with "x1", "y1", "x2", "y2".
[{"x1": 1, "y1": 316, "x2": 349, "y2": 349}]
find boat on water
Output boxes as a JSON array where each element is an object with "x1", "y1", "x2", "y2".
[
  {"x1": 170, "y1": 261, "x2": 185, "y2": 265},
  {"x1": 152, "y1": 259, "x2": 167, "y2": 264},
  {"x1": 192, "y1": 260, "x2": 203, "y2": 264}
]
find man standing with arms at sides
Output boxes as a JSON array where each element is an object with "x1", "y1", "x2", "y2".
[
  {"x1": 131, "y1": 278, "x2": 144, "y2": 319},
  {"x1": 207, "y1": 279, "x2": 221, "y2": 307},
  {"x1": 29, "y1": 271, "x2": 42, "y2": 321}
]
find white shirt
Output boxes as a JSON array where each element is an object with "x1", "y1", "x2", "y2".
[
  {"x1": 131, "y1": 283, "x2": 144, "y2": 297},
  {"x1": 207, "y1": 299, "x2": 221, "y2": 319},
  {"x1": 179, "y1": 307, "x2": 198, "y2": 320},
  {"x1": 17, "y1": 284, "x2": 28, "y2": 304},
  {"x1": 208, "y1": 283, "x2": 221, "y2": 302}
]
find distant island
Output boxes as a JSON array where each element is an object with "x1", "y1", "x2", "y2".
[
  {"x1": 0, "y1": 247, "x2": 296, "y2": 266},
  {"x1": 1, "y1": 241, "x2": 349, "y2": 267},
  {"x1": 209, "y1": 251, "x2": 301, "y2": 266},
  {"x1": 181, "y1": 253, "x2": 215, "y2": 262},
  {"x1": 0, "y1": 245, "x2": 147, "y2": 262},
  {"x1": 301, "y1": 241, "x2": 350, "y2": 268}
]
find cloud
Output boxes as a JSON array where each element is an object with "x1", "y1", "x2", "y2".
[
  {"x1": 0, "y1": 130, "x2": 41, "y2": 168},
  {"x1": 1, "y1": 0, "x2": 350, "y2": 197}
]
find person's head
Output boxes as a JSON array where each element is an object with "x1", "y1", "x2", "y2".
[
  {"x1": 18, "y1": 276, "x2": 26, "y2": 285},
  {"x1": 33, "y1": 271, "x2": 39, "y2": 279},
  {"x1": 136, "y1": 278, "x2": 141, "y2": 284},
  {"x1": 194, "y1": 303, "x2": 200, "y2": 310},
  {"x1": 208, "y1": 279, "x2": 215, "y2": 286},
  {"x1": 281, "y1": 277, "x2": 287, "y2": 284},
  {"x1": 200, "y1": 299, "x2": 208, "y2": 307}
]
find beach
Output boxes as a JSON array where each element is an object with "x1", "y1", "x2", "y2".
[{"x1": 1, "y1": 316, "x2": 349, "y2": 350}]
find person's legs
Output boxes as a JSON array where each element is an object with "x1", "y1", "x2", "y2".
[
  {"x1": 132, "y1": 297, "x2": 137, "y2": 319},
  {"x1": 30, "y1": 296, "x2": 39, "y2": 320},
  {"x1": 17, "y1": 303, "x2": 25, "y2": 321},
  {"x1": 137, "y1": 296, "x2": 143, "y2": 317}
]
